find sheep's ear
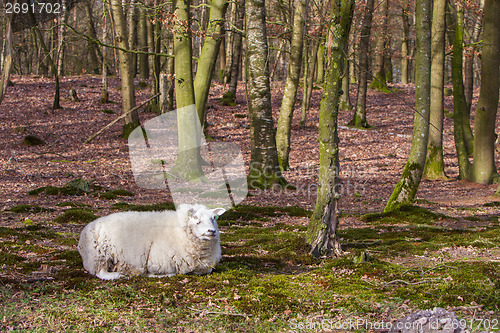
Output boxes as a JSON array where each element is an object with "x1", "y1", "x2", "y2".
[{"x1": 212, "y1": 208, "x2": 226, "y2": 216}]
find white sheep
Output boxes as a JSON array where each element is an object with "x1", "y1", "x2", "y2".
[{"x1": 78, "y1": 204, "x2": 225, "y2": 280}]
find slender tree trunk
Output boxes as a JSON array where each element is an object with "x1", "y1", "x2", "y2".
[
  {"x1": 472, "y1": 0, "x2": 500, "y2": 184},
  {"x1": 110, "y1": 0, "x2": 139, "y2": 136},
  {"x1": 138, "y1": 4, "x2": 149, "y2": 80},
  {"x1": 147, "y1": 0, "x2": 161, "y2": 112},
  {"x1": 128, "y1": 0, "x2": 138, "y2": 77},
  {"x1": 29, "y1": 12, "x2": 62, "y2": 110},
  {"x1": 349, "y1": 0, "x2": 374, "y2": 128},
  {"x1": 225, "y1": 0, "x2": 245, "y2": 103},
  {"x1": 0, "y1": 2, "x2": 16, "y2": 106},
  {"x1": 300, "y1": 39, "x2": 320, "y2": 128},
  {"x1": 385, "y1": 0, "x2": 431, "y2": 212},
  {"x1": 369, "y1": 0, "x2": 389, "y2": 90},
  {"x1": 276, "y1": 0, "x2": 308, "y2": 170},
  {"x1": 339, "y1": 57, "x2": 352, "y2": 111},
  {"x1": 423, "y1": 0, "x2": 448, "y2": 180},
  {"x1": 450, "y1": 5, "x2": 472, "y2": 179},
  {"x1": 245, "y1": 0, "x2": 287, "y2": 189},
  {"x1": 100, "y1": 8, "x2": 110, "y2": 103},
  {"x1": 171, "y1": 0, "x2": 205, "y2": 180},
  {"x1": 464, "y1": 9, "x2": 483, "y2": 111},
  {"x1": 315, "y1": 42, "x2": 325, "y2": 85},
  {"x1": 307, "y1": 0, "x2": 354, "y2": 258},
  {"x1": 400, "y1": 0, "x2": 410, "y2": 84},
  {"x1": 85, "y1": 1, "x2": 102, "y2": 74},
  {"x1": 56, "y1": 0, "x2": 68, "y2": 76},
  {"x1": 193, "y1": 0, "x2": 229, "y2": 125}
]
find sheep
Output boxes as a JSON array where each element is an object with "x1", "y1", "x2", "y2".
[{"x1": 78, "y1": 204, "x2": 225, "y2": 280}]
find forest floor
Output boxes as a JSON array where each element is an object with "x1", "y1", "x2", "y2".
[{"x1": 0, "y1": 75, "x2": 499, "y2": 332}]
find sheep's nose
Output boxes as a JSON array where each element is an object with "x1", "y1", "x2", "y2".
[{"x1": 207, "y1": 229, "x2": 216, "y2": 236}]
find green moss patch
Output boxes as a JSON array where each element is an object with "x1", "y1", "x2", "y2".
[
  {"x1": 53, "y1": 209, "x2": 98, "y2": 224},
  {"x1": 361, "y1": 204, "x2": 444, "y2": 225},
  {"x1": 9, "y1": 204, "x2": 54, "y2": 213},
  {"x1": 29, "y1": 178, "x2": 102, "y2": 196},
  {"x1": 100, "y1": 189, "x2": 135, "y2": 200},
  {"x1": 111, "y1": 201, "x2": 175, "y2": 211}
]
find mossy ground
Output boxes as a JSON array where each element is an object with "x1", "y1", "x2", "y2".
[{"x1": 0, "y1": 204, "x2": 498, "y2": 331}]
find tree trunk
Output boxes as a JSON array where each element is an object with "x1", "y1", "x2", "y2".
[
  {"x1": 146, "y1": 0, "x2": 162, "y2": 113},
  {"x1": 85, "y1": 1, "x2": 102, "y2": 74},
  {"x1": 56, "y1": 0, "x2": 68, "y2": 76},
  {"x1": 464, "y1": 1, "x2": 483, "y2": 111},
  {"x1": 138, "y1": 4, "x2": 149, "y2": 80},
  {"x1": 276, "y1": 0, "x2": 308, "y2": 170},
  {"x1": 110, "y1": 0, "x2": 139, "y2": 137},
  {"x1": 315, "y1": 42, "x2": 325, "y2": 85},
  {"x1": 385, "y1": 0, "x2": 431, "y2": 212},
  {"x1": 451, "y1": 5, "x2": 472, "y2": 180},
  {"x1": 472, "y1": 0, "x2": 500, "y2": 184},
  {"x1": 193, "y1": 0, "x2": 229, "y2": 125},
  {"x1": 349, "y1": 0, "x2": 374, "y2": 128},
  {"x1": 171, "y1": 0, "x2": 205, "y2": 180},
  {"x1": 245, "y1": 0, "x2": 287, "y2": 189},
  {"x1": 29, "y1": 12, "x2": 61, "y2": 110},
  {"x1": 368, "y1": 0, "x2": 389, "y2": 91},
  {"x1": 300, "y1": 39, "x2": 319, "y2": 128},
  {"x1": 128, "y1": 0, "x2": 138, "y2": 77},
  {"x1": 400, "y1": 0, "x2": 410, "y2": 84},
  {"x1": 0, "y1": 2, "x2": 16, "y2": 106},
  {"x1": 307, "y1": 0, "x2": 354, "y2": 258},
  {"x1": 423, "y1": 0, "x2": 448, "y2": 180},
  {"x1": 225, "y1": 0, "x2": 245, "y2": 103},
  {"x1": 339, "y1": 57, "x2": 352, "y2": 111},
  {"x1": 100, "y1": 7, "x2": 110, "y2": 104}
]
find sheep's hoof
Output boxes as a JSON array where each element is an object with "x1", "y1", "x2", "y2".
[{"x1": 96, "y1": 269, "x2": 122, "y2": 280}]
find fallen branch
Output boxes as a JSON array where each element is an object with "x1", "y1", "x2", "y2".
[
  {"x1": 84, "y1": 93, "x2": 160, "y2": 144},
  {"x1": 187, "y1": 306, "x2": 251, "y2": 317}
]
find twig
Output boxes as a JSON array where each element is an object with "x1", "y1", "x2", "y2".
[
  {"x1": 188, "y1": 306, "x2": 251, "y2": 317},
  {"x1": 32, "y1": 151, "x2": 67, "y2": 158},
  {"x1": 84, "y1": 93, "x2": 160, "y2": 144}
]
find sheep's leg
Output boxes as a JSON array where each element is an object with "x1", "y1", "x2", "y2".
[{"x1": 96, "y1": 269, "x2": 122, "y2": 280}]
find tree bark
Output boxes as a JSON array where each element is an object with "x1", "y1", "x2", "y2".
[
  {"x1": 276, "y1": 0, "x2": 308, "y2": 170},
  {"x1": 110, "y1": 0, "x2": 139, "y2": 136},
  {"x1": 368, "y1": 0, "x2": 389, "y2": 91},
  {"x1": 224, "y1": 0, "x2": 245, "y2": 103},
  {"x1": 423, "y1": 0, "x2": 448, "y2": 180},
  {"x1": 85, "y1": 1, "x2": 103, "y2": 74},
  {"x1": 349, "y1": 0, "x2": 374, "y2": 128},
  {"x1": 472, "y1": 0, "x2": 500, "y2": 184},
  {"x1": 138, "y1": 4, "x2": 149, "y2": 80},
  {"x1": 193, "y1": 0, "x2": 229, "y2": 125},
  {"x1": 171, "y1": 0, "x2": 205, "y2": 180},
  {"x1": 128, "y1": 0, "x2": 138, "y2": 77},
  {"x1": 0, "y1": 2, "x2": 16, "y2": 106},
  {"x1": 385, "y1": 0, "x2": 431, "y2": 212},
  {"x1": 29, "y1": 11, "x2": 61, "y2": 110},
  {"x1": 400, "y1": 0, "x2": 410, "y2": 84},
  {"x1": 451, "y1": 5, "x2": 472, "y2": 180},
  {"x1": 307, "y1": 0, "x2": 354, "y2": 258},
  {"x1": 315, "y1": 42, "x2": 325, "y2": 85},
  {"x1": 245, "y1": 0, "x2": 288, "y2": 189}
]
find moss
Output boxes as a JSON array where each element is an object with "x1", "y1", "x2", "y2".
[
  {"x1": 56, "y1": 201, "x2": 90, "y2": 208},
  {"x1": 100, "y1": 189, "x2": 135, "y2": 200},
  {"x1": 221, "y1": 91, "x2": 237, "y2": 106},
  {"x1": 54, "y1": 209, "x2": 98, "y2": 224},
  {"x1": 9, "y1": 204, "x2": 54, "y2": 213},
  {"x1": 22, "y1": 135, "x2": 45, "y2": 146},
  {"x1": 362, "y1": 204, "x2": 444, "y2": 225},
  {"x1": 137, "y1": 81, "x2": 149, "y2": 89},
  {"x1": 101, "y1": 109, "x2": 115, "y2": 114},
  {"x1": 111, "y1": 202, "x2": 176, "y2": 211},
  {"x1": 385, "y1": 162, "x2": 422, "y2": 212}
]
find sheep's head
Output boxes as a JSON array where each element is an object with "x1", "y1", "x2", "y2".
[{"x1": 179, "y1": 204, "x2": 225, "y2": 241}]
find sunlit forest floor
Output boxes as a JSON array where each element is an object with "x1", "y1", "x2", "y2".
[{"x1": 0, "y1": 75, "x2": 498, "y2": 332}]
